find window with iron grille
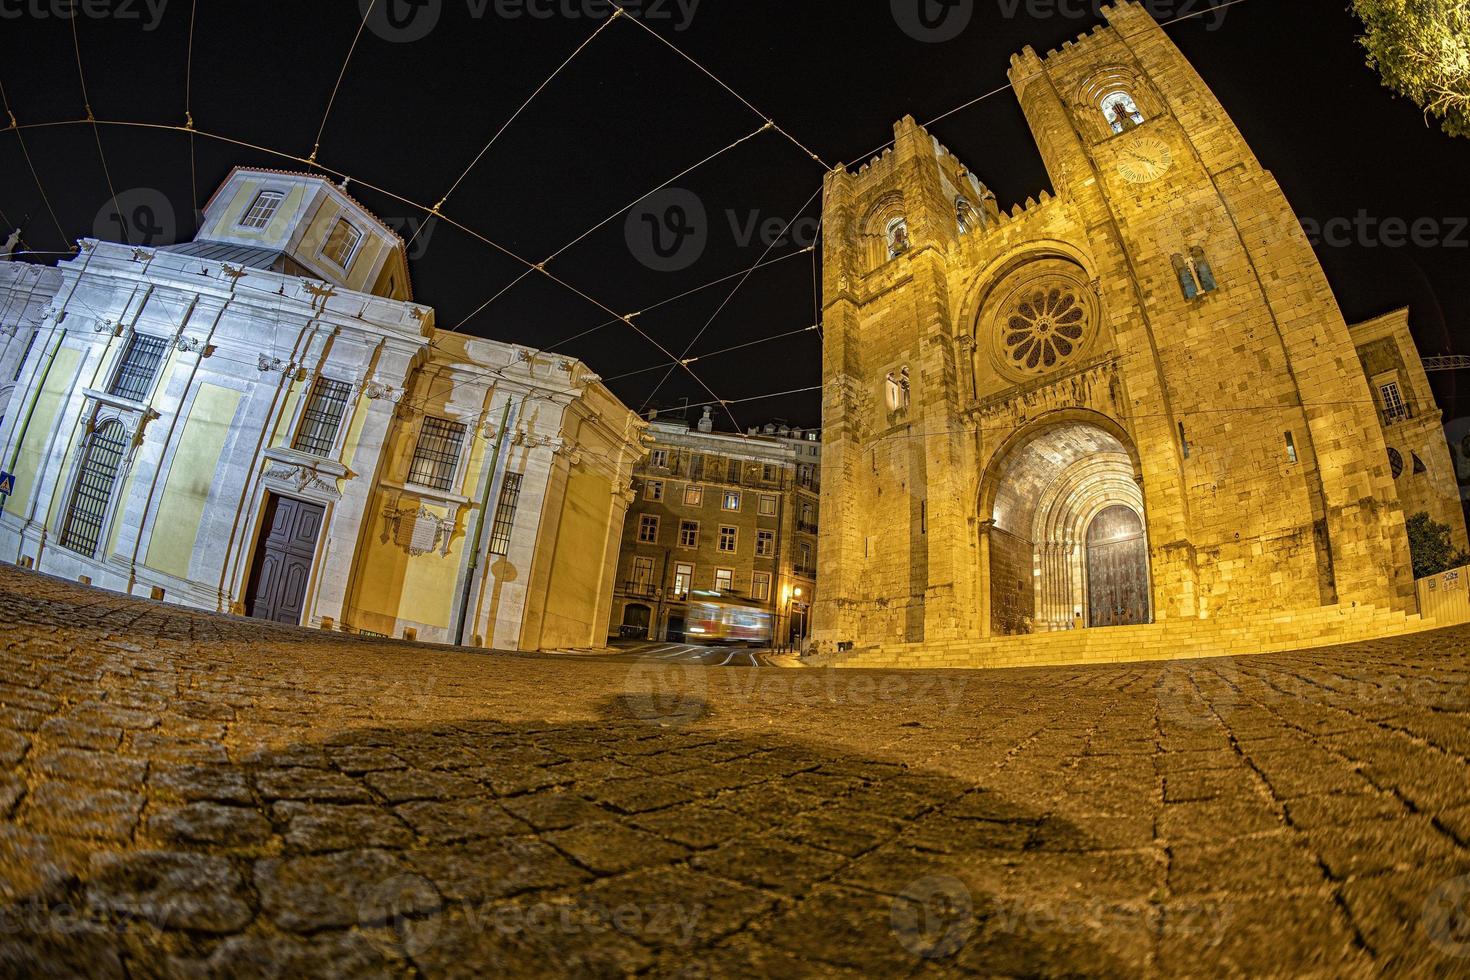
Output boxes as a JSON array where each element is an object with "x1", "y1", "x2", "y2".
[
  {"x1": 408, "y1": 416, "x2": 466, "y2": 491},
  {"x1": 239, "y1": 190, "x2": 285, "y2": 230},
  {"x1": 292, "y1": 377, "x2": 352, "y2": 457},
  {"x1": 108, "y1": 333, "x2": 169, "y2": 403},
  {"x1": 60, "y1": 419, "x2": 128, "y2": 557},
  {"x1": 13, "y1": 329, "x2": 37, "y2": 381},
  {"x1": 487, "y1": 472, "x2": 523, "y2": 556}
]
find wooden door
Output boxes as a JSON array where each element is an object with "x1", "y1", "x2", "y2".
[
  {"x1": 247, "y1": 495, "x2": 324, "y2": 625},
  {"x1": 1086, "y1": 506, "x2": 1150, "y2": 628}
]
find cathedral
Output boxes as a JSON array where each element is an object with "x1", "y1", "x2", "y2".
[{"x1": 812, "y1": 2, "x2": 1466, "y2": 666}]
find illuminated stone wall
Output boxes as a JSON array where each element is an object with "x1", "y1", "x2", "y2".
[{"x1": 814, "y1": 1, "x2": 1437, "y2": 660}]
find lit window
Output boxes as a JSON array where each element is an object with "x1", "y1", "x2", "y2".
[
  {"x1": 638, "y1": 514, "x2": 660, "y2": 543},
  {"x1": 1284, "y1": 431, "x2": 1298, "y2": 464},
  {"x1": 797, "y1": 542, "x2": 813, "y2": 572},
  {"x1": 1102, "y1": 91, "x2": 1144, "y2": 133},
  {"x1": 407, "y1": 416, "x2": 466, "y2": 492},
  {"x1": 322, "y1": 217, "x2": 363, "y2": 269},
  {"x1": 650, "y1": 449, "x2": 668, "y2": 468},
  {"x1": 759, "y1": 494, "x2": 777, "y2": 517},
  {"x1": 756, "y1": 530, "x2": 774, "y2": 557},
  {"x1": 674, "y1": 562, "x2": 694, "y2": 597},
  {"x1": 487, "y1": 473, "x2": 523, "y2": 556},
  {"x1": 645, "y1": 480, "x2": 664, "y2": 502},
  {"x1": 679, "y1": 520, "x2": 699, "y2": 548},
  {"x1": 239, "y1": 190, "x2": 285, "y2": 230},
  {"x1": 714, "y1": 568, "x2": 734, "y2": 592},
  {"x1": 722, "y1": 491, "x2": 741, "y2": 511},
  {"x1": 684, "y1": 485, "x2": 703, "y2": 506},
  {"x1": 59, "y1": 419, "x2": 128, "y2": 557},
  {"x1": 718, "y1": 525, "x2": 737, "y2": 553},
  {"x1": 752, "y1": 572, "x2": 771, "y2": 601},
  {"x1": 292, "y1": 377, "x2": 352, "y2": 457},
  {"x1": 108, "y1": 332, "x2": 169, "y2": 403}
]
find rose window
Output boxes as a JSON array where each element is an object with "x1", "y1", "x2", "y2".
[{"x1": 1003, "y1": 285, "x2": 1086, "y2": 373}]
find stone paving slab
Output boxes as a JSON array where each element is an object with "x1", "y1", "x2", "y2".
[{"x1": 0, "y1": 566, "x2": 1468, "y2": 976}]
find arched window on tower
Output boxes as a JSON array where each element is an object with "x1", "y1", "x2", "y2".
[
  {"x1": 1172, "y1": 254, "x2": 1199, "y2": 300},
  {"x1": 1190, "y1": 246, "x2": 1218, "y2": 292},
  {"x1": 956, "y1": 197, "x2": 976, "y2": 235},
  {"x1": 886, "y1": 217, "x2": 910, "y2": 259},
  {"x1": 885, "y1": 367, "x2": 911, "y2": 413},
  {"x1": 1101, "y1": 91, "x2": 1145, "y2": 134}
]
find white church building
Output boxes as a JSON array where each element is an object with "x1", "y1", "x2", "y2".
[{"x1": 0, "y1": 168, "x2": 647, "y2": 651}]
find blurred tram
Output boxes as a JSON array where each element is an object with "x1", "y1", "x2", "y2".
[{"x1": 682, "y1": 591, "x2": 772, "y2": 646}]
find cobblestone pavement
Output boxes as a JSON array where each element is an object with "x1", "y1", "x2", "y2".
[{"x1": 1, "y1": 566, "x2": 1468, "y2": 977}]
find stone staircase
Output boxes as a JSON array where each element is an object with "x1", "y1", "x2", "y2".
[{"x1": 811, "y1": 600, "x2": 1450, "y2": 670}]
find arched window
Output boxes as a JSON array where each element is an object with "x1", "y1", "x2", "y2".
[
  {"x1": 956, "y1": 197, "x2": 975, "y2": 235},
  {"x1": 1101, "y1": 91, "x2": 1144, "y2": 134},
  {"x1": 1190, "y1": 246, "x2": 1218, "y2": 292},
  {"x1": 60, "y1": 419, "x2": 129, "y2": 557},
  {"x1": 1171, "y1": 254, "x2": 1199, "y2": 300},
  {"x1": 885, "y1": 367, "x2": 911, "y2": 412},
  {"x1": 886, "y1": 217, "x2": 910, "y2": 259}
]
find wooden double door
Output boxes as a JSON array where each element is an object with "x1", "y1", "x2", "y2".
[
  {"x1": 1086, "y1": 505, "x2": 1151, "y2": 628},
  {"x1": 247, "y1": 495, "x2": 324, "y2": 625}
]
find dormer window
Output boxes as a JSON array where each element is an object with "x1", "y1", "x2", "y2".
[
  {"x1": 322, "y1": 217, "x2": 363, "y2": 270},
  {"x1": 1102, "y1": 91, "x2": 1144, "y2": 134},
  {"x1": 886, "y1": 217, "x2": 910, "y2": 259},
  {"x1": 239, "y1": 190, "x2": 285, "y2": 230}
]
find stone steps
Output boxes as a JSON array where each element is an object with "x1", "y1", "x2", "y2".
[{"x1": 818, "y1": 600, "x2": 1445, "y2": 670}]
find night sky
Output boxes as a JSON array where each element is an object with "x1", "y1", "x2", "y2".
[{"x1": 2, "y1": 0, "x2": 1468, "y2": 431}]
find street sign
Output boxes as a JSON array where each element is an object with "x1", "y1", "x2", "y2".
[{"x1": 0, "y1": 471, "x2": 13, "y2": 497}]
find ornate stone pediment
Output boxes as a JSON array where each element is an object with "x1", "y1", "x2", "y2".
[{"x1": 260, "y1": 448, "x2": 347, "y2": 502}]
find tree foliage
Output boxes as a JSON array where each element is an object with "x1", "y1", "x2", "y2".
[
  {"x1": 1351, "y1": 0, "x2": 1470, "y2": 138},
  {"x1": 1404, "y1": 511, "x2": 1470, "y2": 578}
]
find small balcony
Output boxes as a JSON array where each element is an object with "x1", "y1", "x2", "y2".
[
  {"x1": 621, "y1": 581, "x2": 658, "y2": 599},
  {"x1": 796, "y1": 520, "x2": 819, "y2": 535},
  {"x1": 1382, "y1": 405, "x2": 1413, "y2": 426},
  {"x1": 793, "y1": 565, "x2": 817, "y2": 579}
]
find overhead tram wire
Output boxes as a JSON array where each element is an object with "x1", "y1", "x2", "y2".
[
  {"x1": 69, "y1": 14, "x2": 124, "y2": 245},
  {"x1": 542, "y1": 244, "x2": 814, "y2": 353},
  {"x1": 0, "y1": 82, "x2": 71, "y2": 249},
  {"x1": 638, "y1": 182, "x2": 824, "y2": 424},
  {"x1": 607, "y1": 0, "x2": 830, "y2": 171},
  {"x1": 602, "y1": 323, "x2": 820, "y2": 383},
  {"x1": 407, "y1": 8, "x2": 625, "y2": 252},
  {"x1": 848, "y1": 0, "x2": 1257, "y2": 164},
  {"x1": 185, "y1": 0, "x2": 200, "y2": 231},
  {"x1": 309, "y1": 0, "x2": 378, "y2": 167},
  {"x1": 449, "y1": 121, "x2": 774, "y2": 332}
]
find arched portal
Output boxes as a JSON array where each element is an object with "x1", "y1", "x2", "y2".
[{"x1": 983, "y1": 418, "x2": 1152, "y2": 634}]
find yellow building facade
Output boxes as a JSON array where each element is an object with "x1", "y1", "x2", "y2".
[
  {"x1": 0, "y1": 168, "x2": 645, "y2": 652},
  {"x1": 813, "y1": 2, "x2": 1464, "y2": 666}
]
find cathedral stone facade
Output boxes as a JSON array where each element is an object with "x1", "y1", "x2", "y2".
[{"x1": 813, "y1": 2, "x2": 1463, "y2": 664}]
